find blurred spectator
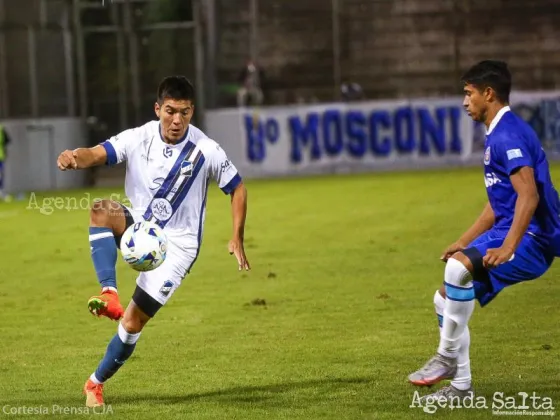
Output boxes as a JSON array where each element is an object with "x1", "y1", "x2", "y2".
[
  {"x1": 341, "y1": 81, "x2": 365, "y2": 102},
  {"x1": 0, "y1": 124, "x2": 10, "y2": 200},
  {"x1": 237, "y1": 60, "x2": 265, "y2": 107}
]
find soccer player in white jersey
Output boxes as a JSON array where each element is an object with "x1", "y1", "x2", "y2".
[{"x1": 56, "y1": 76, "x2": 250, "y2": 407}]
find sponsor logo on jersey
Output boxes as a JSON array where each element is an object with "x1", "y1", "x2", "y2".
[
  {"x1": 149, "y1": 177, "x2": 165, "y2": 191},
  {"x1": 485, "y1": 172, "x2": 501, "y2": 187},
  {"x1": 221, "y1": 160, "x2": 231, "y2": 173}
]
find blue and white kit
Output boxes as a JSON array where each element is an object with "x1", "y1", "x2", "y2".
[{"x1": 101, "y1": 121, "x2": 241, "y2": 304}]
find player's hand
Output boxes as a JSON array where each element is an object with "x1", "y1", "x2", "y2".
[
  {"x1": 228, "y1": 238, "x2": 250, "y2": 271},
  {"x1": 57, "y1": 149, "x2": 78, "y2": 171},
  {"x1": 483, "y1": 246, "x2": 514, "y2": 269},
  {"x1": 441, "y1": 241, "x2": 466, "y2": 262}
]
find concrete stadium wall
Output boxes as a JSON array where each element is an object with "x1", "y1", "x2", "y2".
[
  {"x1": 216, "y1": 0, "x2": 560, "y2": 105},
  {"x1": 2, "y1": 118, "x2": 88, "y2": 194}
]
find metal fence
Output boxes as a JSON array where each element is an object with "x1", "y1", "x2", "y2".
[
  {"x1": 0, "y1": 0, "x2": 74, "y2": 118},
  {"x1": 77, "y1": 0, "x2": 203, "y2": 143},
  {"x1": 1, "y1": 0, "x2": 559, "y2": 130},
  {"x1": 0, "y1": 0, "x2": 204, "y2": 144},
  {"x1": 208, "y1": 0, "x2": 560, "y2": 108},
  {"x1": 206, "y1": 0, "x2": 342, "y2": 108}
]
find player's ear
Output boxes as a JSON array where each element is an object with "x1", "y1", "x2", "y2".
[
  {"x1": 482, "y1": 86, "x2": 492, "y2": 102},
  {"x1": 154, "y1": 102, "x2": 161, "y2": 118}
]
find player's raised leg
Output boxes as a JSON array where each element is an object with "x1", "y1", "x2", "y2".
[
  {"x1": 84, "y1": 301, "x2": 150, "y2": 407},
  {"x1": 409, "y1": 253, "x2": 475, "y2": 386},
  {"x1": 87, "y1": 199, "x2": 132, "y2": 320}
]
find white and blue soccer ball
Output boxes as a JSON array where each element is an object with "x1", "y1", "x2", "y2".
[{"x1": 120, "y1": 221, "x2": 167, "y2": 272}]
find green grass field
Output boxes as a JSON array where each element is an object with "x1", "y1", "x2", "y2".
[{"x1": 0, "y1": 166, "x2": 559, "y2": 419}]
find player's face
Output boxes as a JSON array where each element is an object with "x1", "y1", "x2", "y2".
[
  {"x1": 462, "y1": 84, "x2": 487, "y2": 123},
  {"x1": 155, "y1": 99, "x2": 194, "y2": 143}
]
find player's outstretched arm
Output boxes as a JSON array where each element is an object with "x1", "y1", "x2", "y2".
[
  {"x1": 441, "y1": 202, "x2": 494, "y2": 261},
  {"x1": 57, "y1": 145, "x2": 107, "y2": 171},
  {"x1": 228, "y1": 182, "x2": 250, "y2": 271}
]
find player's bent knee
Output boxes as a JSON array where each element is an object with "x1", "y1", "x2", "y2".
[
  {"x1": 90, "y1": 199, "x2": 128, "y2": 232},
  {"x1": 91, "y1": 199, "x2": 112, "y2": 212},
  {"x1": 449, "y1": 252, "x2": 474, "y2": 273},
  {"x1": 90, "y1": 200, "x2": 112, "y2": 224},
  {"x1": 445, "y1": 257, "x2": 473, "y2": 287}
]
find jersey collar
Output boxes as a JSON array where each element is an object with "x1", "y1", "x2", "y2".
[
  {"x1": 158, "y1": 123, "x2": 190, "y2": 146},
  {"x1": 486, "y1": 106, "x2": 511, "y2": 135}
]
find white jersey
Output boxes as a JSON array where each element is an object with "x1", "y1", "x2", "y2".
[{"x1": 101, "y1": 121, "x2": 240, "y2": 250}]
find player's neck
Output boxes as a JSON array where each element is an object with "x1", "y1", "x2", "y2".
[
  {"x1": 484, "y1": 103, "x2": 509, "y2": 130},
  {"x1": 159, "y1": 126, "x2": 188, "y2": 145}
]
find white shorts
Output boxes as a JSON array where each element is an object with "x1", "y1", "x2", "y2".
[
  {"x1": 122, "y1": 204, "x2": 198, "y2": 306},
  {"x1": 136, "y1": 240, "x2": 197, "y2": 305}
]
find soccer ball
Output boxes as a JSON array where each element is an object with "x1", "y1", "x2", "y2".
[{"x1": 120, "y1": 221, "x2": 167, "y2": 272}]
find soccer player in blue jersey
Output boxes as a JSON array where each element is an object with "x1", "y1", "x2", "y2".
[
  {"x1": 57, "y1": 76, "x2": 250, "y2": 407},
  {"x1": 408, "y1": 60, "x2": 560, "y2": 400}
]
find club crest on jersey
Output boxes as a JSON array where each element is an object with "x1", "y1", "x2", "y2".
[
  {"x1": 151, "y1": 198, "x2": 173, "y2": 221},
  {"x1": 484, "y1": 147, "x2": 491, "y2": 165},
  {"x1": 180, "y1": 160, "x2": 193, "y2": 176},
  {"x1": 159, "y1": 280, "x2": 174, "y2": 297}
]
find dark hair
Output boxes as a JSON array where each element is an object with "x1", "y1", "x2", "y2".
[
  {"x1": 157, "y1": 76, "x2": 195, "y2": 104},
  {"x1": 461, "y1": 60, "x2": 511, "y2": 103}
]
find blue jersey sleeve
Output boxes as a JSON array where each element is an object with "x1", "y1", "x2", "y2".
[{"x1": 496, "y1": 134, "x2": 534, "y2": 175}]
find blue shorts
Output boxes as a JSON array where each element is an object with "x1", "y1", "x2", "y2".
[{"x1": 465, "y1": 229, "x2": 554, "y2": 307}]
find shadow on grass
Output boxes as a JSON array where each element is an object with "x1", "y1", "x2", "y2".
[
  {"x1": 110, "y1": 376, "x2": 377, "y2": 405},
  {"x1": 11, "y1": 376, "x2": 377, "y2": 408}
]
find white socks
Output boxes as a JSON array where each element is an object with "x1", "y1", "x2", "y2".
[
  {"x1": 453, "y1": 327, "x2": 471, "y2": 390},
  {"x1": 117, "y1": 323, "x2": 141, "y2": 345},
  {"x1": 438, "y1": 258, "x2": 474, "y2": 357},
  {"x1": 434, "y1": 281, "x2": 473, "y2": 391},
  {"x1": 434, "y1": 289, "x2": 446, "y2": 328}
]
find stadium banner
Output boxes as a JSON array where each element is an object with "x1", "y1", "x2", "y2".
[
  {"x1": 206, "y1": 91, "x2": 560, "y2": 178},
  {"x1": 503, "y1": 90, "x2": 560, "y2": 155}
]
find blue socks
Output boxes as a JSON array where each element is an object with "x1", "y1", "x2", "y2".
[
  {"x1": 92, "y1": 324, "x2": 140, "y2": 383},
  {"x1": 89, "y1": 227, "x2": 117, "y2": 289},
  {"x1": 88, "y1": 228, "x2": 140, "y2": 385}
]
